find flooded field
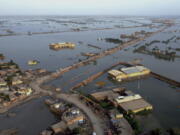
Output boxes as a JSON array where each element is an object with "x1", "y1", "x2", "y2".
[{"x1": 0, "y1": 16, "x2": 180, "y2": 134}]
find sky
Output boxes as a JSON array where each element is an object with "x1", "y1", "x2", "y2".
[{"x1": 0, "y1": 0, "x2": 180, "y2": 15}]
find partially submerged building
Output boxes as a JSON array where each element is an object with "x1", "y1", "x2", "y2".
[
  {"x1": 62, "y1": 108, "x2": 85, "y2": 130},
  {"x1": 27, "y1": 60, "x2": 39, "y2": 65},
  {"x1": 121, "y1": 66, "x2": 150, "y2": 78},
  {"x1": 108, "y1": 70, "x2": 127, "y2": 82},
  {"x1": 91, "y1": 87, "x2": 125, "y2": 101},
  {"x1": 49, "y1": 42, "x2": 75, "y2": 50},
  {"x1": 119, "y1": 98, "x2": 153, "y2": 113},
  {"x1": 113, "y1": 91, "x2": 153, "y2": 114},
  {"x1": 44, "y1": 101, "x2": 89, "y2": 134},
  {"x1": 108, "y1": 66, "x2": 150, "y2": 82},
  {"x1": 91, "y1": 88, "x2": 153, "y2": 114}
]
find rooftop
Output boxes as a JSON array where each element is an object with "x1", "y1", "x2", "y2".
[
  {"x1": 121, "y1": 66, "x2": 150, "y2": 74},
  {"x1": 108, "y1": 70, "x2": 125, "y2": 77},
  {"x1": 119, "y1": 98, "x2": 153, "y2": 113}
]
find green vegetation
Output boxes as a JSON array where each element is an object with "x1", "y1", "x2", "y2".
[
  {"x1": 78, "y1": 91, "x2": 99, "y2": 103},
  {"x1": 150, "y1": 128, "x2": 162, "y2": 135},
  {"x1": 134, "y1": 45, "x2": 178, "y2": 61},
  {"x1": 0, "y1": 53, "x2": 5, "y2": 60},
  {"x1": 6, "y1": 29, "x2": 14, "y2": 34},
  {"x1": 105, "y1": 38, "x2": 123, "y2": 44},
  {"x1": 72, "y1": 127, "x2": 81, "y2": 134},
  {"x1": 145, "y1": 40, "x2": 161, "y2": 46},
  {"x1": 99, "y1": 100, "x2": 114, "y2": 110},
  {"x1": 167, "y1": 128, "x2": 180, "y2": 135},
  {"x1": 162, "y1": 36, "x2": 176, "y2": 44},
  {"x1": 175, "y1": 48, "x2": 180, "y2": 51},
  {"x1": 151, "y1": 48, "x2": 176, "y2": 61},
  {"x1": 0, "y1": 93, "x2": 10, "y2": 101},
  {"x1": 65, "y1": 103, "x2": 73, "y2": 108},
  {"x1": 5, "y1": 75, "x2": 14, "y2": 85},
  {"x1": 123, "y1": 111, "x2": 142, "y2": 135},
  {"x1": 133, "y1": 45, "x2": 147, "y2": 53}
]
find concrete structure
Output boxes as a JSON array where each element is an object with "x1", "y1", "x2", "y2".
[
  {"x1": 115, "y1": 94, "x2": 142, "y2": 104},
  {"x1": 28, "y1": 60, "x2": 39, "y2": 65},
  {"x1": 16, "y1": 87, "x2": 32, "y2": 96},
  {"x1": 51, "y1": 121, "x2": 67, "y2": 134},
  {"x1": 0, "y1": 86, "x2": 9, "y2": 91},
  {"x1": 109, "y1": 109, "x2": 134, "y2": 135},
  {"x1": 0, "y1": 78, "x2": 7, "y2": 87},
  {"x1": 49, "y1": 42, "x2": 75, "y2": 50},
  {"x1": 62, "y1": 108, "x2": 85, "y2": 126},
  {"x1": 91, "y1": 88, "x2": 125, "y2": 101},
  {"x1": 121, "y1": 66, "x2": 150, "y2": 78},
  {"x1": 119, "y1": 98, "x2": 153, "y2": 113},
  {"x1": 108, "y1": 70, "x2": 127, "y2": 82},
  {"x1": 108, "y1": 66, "x2": 150, "y2": 82},
  {"x1": 12, "y1": 76, "x2": 23, "y2": 85}
]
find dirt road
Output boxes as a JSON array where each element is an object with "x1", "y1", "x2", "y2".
[
  {"x1": 30, "y1": 82, "x2": 105, "y2": 135},
  {"x1": 56, "y1": 93, "x2": 104, "y2": 135}
]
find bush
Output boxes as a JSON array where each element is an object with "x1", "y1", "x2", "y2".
[
  {"x1": 124, "y1": 111, "x2": 142, "y2": 135},
  {"x1": 150, "y1": 128, "x2": 162, "y2": 135},
  {"x1": 99, "y1": 101, "x2": 114, "y2": 110},
  {"x1": 105, "y1": 38, "x2": 123, "y2": 44},
  {"x1": 72, "y1": 127, "x2": 81, "y2": 134}
]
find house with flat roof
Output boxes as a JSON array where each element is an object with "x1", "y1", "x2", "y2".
[{"x1": 0, "y1": 78, "x2": 7, "y2": 87}]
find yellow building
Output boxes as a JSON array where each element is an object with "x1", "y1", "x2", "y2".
[
  {"x1": 108, "y1": 66, "x2": 150, "y2": 82},
  {"x1": 17, "y1": 87, "x2": 32, "y2": 96},
  {"x1": 108, "y1": 70, "x2": 127, "y2": 82},
  {"x1": 28, "y1": 60, "x2": 39, "y2": 65},
  {"x1": 121, "y1": 66, "x2": 150, "y2": 78},
  {"x1": 115, "y1": 113, "x2": 123, "y2": 119},
  {"x1": 49, "y1": 42, "x2": 75, "y2": 50}
]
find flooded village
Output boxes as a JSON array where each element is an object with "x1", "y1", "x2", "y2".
[{"x1": 0, "y1": 16, "x2": 180, "y2": 135}]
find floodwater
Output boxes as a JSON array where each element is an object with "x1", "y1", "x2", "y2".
[
  {"x1": 0, "y1": 16, "x2": 180, "y2": 133},
  {"x1": 0, "y1": 97, "x2": 58, "y2": 135}
]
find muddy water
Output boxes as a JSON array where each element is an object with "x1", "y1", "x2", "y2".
[
  {"x1": 0, "y1": 97, "x2": 58, "y2": 135},
  {"x1": 0, "y1": 16, "x2": 180, "y2": 132}
]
